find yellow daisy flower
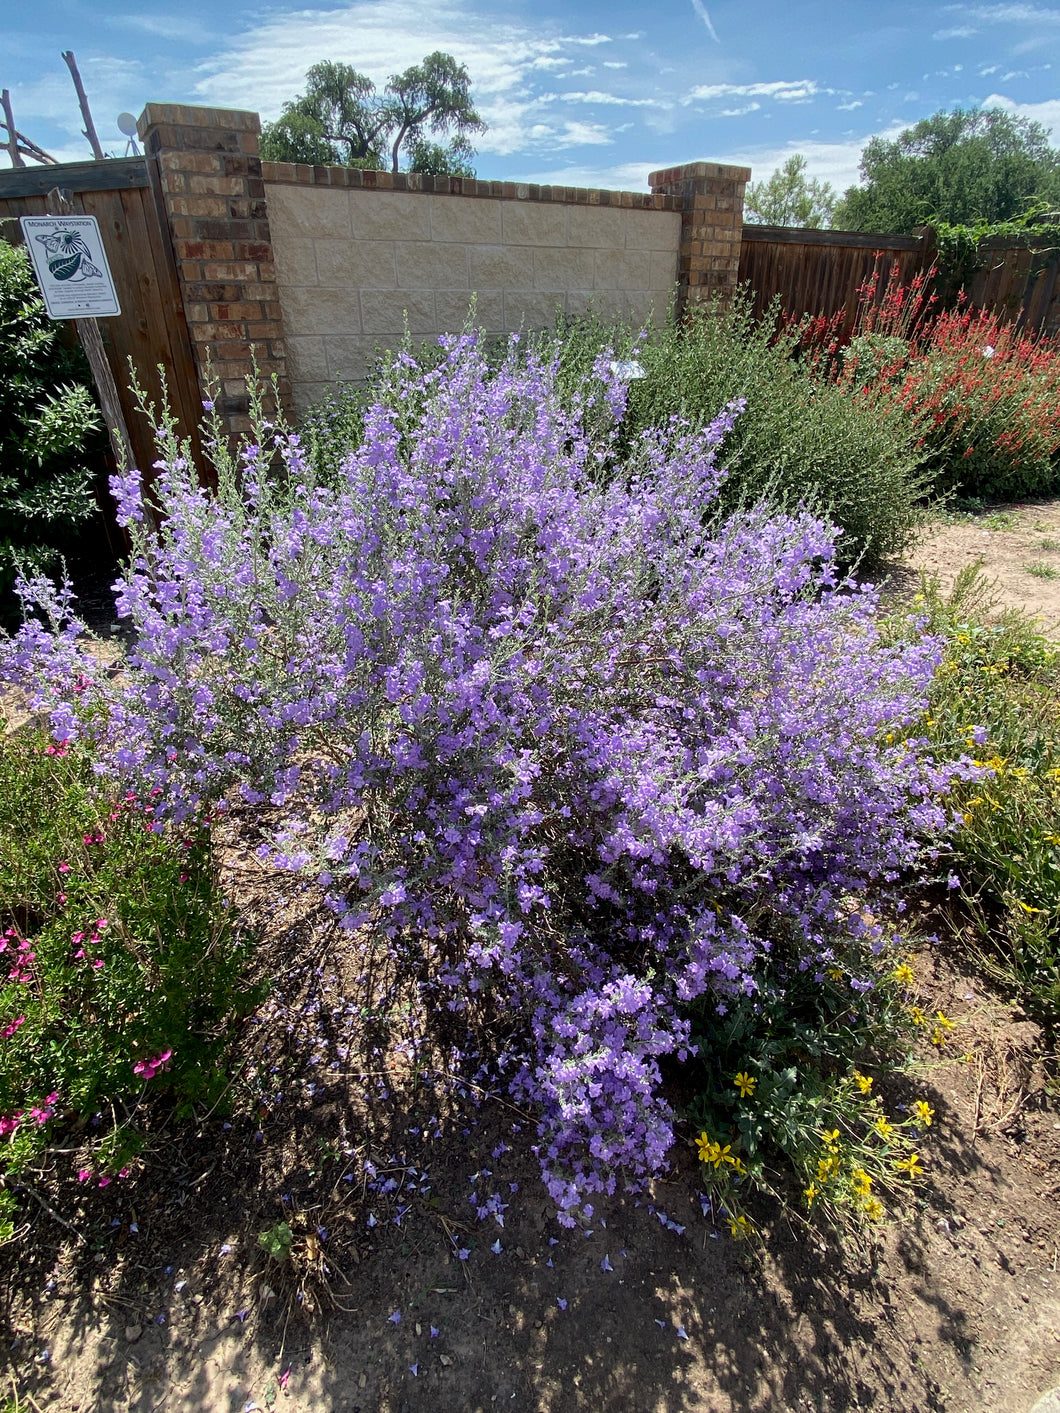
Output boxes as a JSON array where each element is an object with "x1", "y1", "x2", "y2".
[{"x1": 913, "y1": 1100, "x2": 935, "y2": 1128}]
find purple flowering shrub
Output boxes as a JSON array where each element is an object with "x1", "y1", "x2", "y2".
[{"x1": 2, "y1": 333, "x2": 962, "y2": 1223}]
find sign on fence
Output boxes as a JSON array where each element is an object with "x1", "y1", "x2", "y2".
[{"x1": 18, "y1": 215, "x2": 120, "y2": 318}]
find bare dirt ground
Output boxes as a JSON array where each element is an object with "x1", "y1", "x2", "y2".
[
  {"x1": 901, "y1": 499, "x2": 1060, "y2": 639},
  {"x1": 6, "y1": 930, "x2": 1059, "y2": 1413},
  {"x1": 4, "y1": 510, "x2": 1060, "y2": 1413}
]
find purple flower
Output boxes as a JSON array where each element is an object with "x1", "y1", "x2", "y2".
[{"x1": 0, "y1": 332, "x2": 963, "y2": 1228}]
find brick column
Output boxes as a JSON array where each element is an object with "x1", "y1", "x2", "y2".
[
  {"x1": 648, "y1": 162, "x2": 750, "y2": 314},
  {"x1": 137, "y1": 104, "x2": 291, "y2": 437}
]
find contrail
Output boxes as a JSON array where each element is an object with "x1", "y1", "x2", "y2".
[{"x1": 691, "y1": 0, "x2": 720, "y2": 42}]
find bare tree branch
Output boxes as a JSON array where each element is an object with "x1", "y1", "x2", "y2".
[
  {"x1": 0, "y1": 120, "x2": 58, "y2": 166},
  {"x1": 62, "y1": 50, "x2": 105, "y2": 160},
  {"x1": 1, "y1": 90, "x2": 25, "y2": 168}
]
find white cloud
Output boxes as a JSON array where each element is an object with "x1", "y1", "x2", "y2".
[
  {"x1": 191, "y1": 0, "x2": 633, "y2": 160},
  {"x1": 966, "y1": 3, "x2": 1060, "y2": 20},
  {"x1": 554, "y1": 121, "x2": 615, "y2": 147},
  {"x1": 517, "y1": 158, "x2": 661, "y2": 189},
  {"x1": 980, "y1": 88, "x2": 1060, "y2": 134},
  {"x1": 690, "y1": 0, "x2": 720, "y2": 43},
  {"x1": 602, "y1": 61, "x2": 628, "y2": 69},
  {"x1": 719, "y1": 103, "x2": 761, "y2": 117},
  {"x1": 104, "y1": 14, "x2": 218, "y2": 44},
  {"x1": 933, "y1": 25, "x2": 979, "y2": 38},
  {"x1": 685, "y1": 79, "x2": 827, "y2": 104},
  {"x1": 559, "y1": 90, "x2": 663, "y2": 107},
  {"x1": 837, "y1": 100, "x2": 864, "y2": 110}
]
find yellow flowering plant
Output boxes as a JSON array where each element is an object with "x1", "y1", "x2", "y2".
[
  {"x1": 687, "y1": 937, "x2": 936, "y2": 1234},
  {"x1": 886, "y1": 567, "x2": 1060, "y2": 1023}
]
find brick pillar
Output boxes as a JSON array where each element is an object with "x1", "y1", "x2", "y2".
[
  {"x1": 648, "y1": 162, "x2": 750, "y2": 314},
  {"x1": 137, "y1": 104, "x2": 291, "y2": 438}
]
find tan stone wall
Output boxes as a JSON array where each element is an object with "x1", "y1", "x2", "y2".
[{"x1": 264, "y1": 179, "x2": 682, "y2": 412}]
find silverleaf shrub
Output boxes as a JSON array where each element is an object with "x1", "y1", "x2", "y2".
[
  {"x1": 2, "y1": 333, "x2": 966, "y2": 1222},
  {"x1": 533, "y1": 294, "x2": 931, "y2": 564}
]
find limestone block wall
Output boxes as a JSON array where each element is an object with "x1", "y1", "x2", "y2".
[{"x1": 262, "y1": 168, "x2": 683, "y2": 412}]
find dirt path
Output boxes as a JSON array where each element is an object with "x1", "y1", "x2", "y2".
[{"x1": 902, "y1": 499, "x2": 1060, "y2": 638}]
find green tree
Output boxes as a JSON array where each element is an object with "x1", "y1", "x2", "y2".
[
  {"x1": 0, "y1": 240, "x2": 102, "y2": 618},
  {"x1": 259, "y1": 53, "x2": 485, "y2": 175},
  {"x1": 744, "y1": 154, "x2": 836, "y2": 228},
  {"x1": 406, "y1": 133, "x2": 476, "y2": 178},
  {"x1": 833, "y1": 106, "x2": 1060, "y2": 233}
]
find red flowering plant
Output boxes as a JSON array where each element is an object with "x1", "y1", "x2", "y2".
[{"x1": 803, "y1": 262, "x2": 1060, "y2": 500}]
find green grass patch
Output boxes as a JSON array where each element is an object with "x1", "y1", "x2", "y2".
[{"x1": 900, "y1": 567, "x2": 1060, "y2": 1022}]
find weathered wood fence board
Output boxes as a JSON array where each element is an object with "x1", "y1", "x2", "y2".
[
  {"x1": 741, "y1": 224, "x2": 1060, "y2": 337},
  {"x1": 739, "y1": 226, "x2": 928, "y2": 329},
  {"x1": 0, "y1": 157, "x2": 203, "y2": 482}
]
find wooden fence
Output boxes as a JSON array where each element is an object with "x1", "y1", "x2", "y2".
[
  {"x1": 738, "y1": 226, "x2": 927, "y2": 328},
  {"x1": 965, "y1": 237, "x2": 1060, "y2": 334},
  {"x1": 0, "y1": 156, "x2": 203, "y2": 480},
  {"x1": 739, "y1": 223, "x2": 1060, "y2": 337}
]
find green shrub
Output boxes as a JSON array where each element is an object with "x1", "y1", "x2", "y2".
[
  {"x1": 0, "y1": 241, "x2": 104, "y2": 614},
  {"x1": 0, "y1": 725, "x2": 260, "y2": 1187},
  {"x1": 532, "y1": 294, "x2": 929, "y2": 564}
]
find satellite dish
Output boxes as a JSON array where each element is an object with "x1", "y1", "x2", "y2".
[{"x1": 116, "y1": 113, "x2": 138, "y2": 137}]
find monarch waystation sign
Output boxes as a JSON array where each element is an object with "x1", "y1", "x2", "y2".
[{"x1": 19, "y1": 215, "x2": 120, "y2": 318}]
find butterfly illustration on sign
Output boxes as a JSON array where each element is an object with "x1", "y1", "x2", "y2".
[{"x1": 34, "y1": 226, "x2": 103, "y2": 283}]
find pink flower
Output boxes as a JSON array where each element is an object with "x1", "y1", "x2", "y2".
[
  {"x1": 58, "y1": 862, "x2": 71, "y2": 873},
  {"x1": 1, "y1": 1017, "x2": 25, "y2": 1039},
  {"x1": 98, "y1": 1176, "x2": 111, "y2": 1188},
  {"x1": 0, "y1": 1114, "x2": 21, "y2": 1136},
  {"x1": 29, "y1": 1092, "x2": 58, "y2": 1125},
  {"x1": 77, "y1": 1169, "x2": 92, "y2": 1182},
  {"x1": 133, "y1": 1049, "x2": 174, "y2": 1081}
]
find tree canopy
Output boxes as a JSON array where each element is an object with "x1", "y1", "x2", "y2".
[
  {"x1": 260, "y1": 53, "x2": 485, "y2": 175},
  {"x1": 832, "y1": 106, "x2": 1060, "y2": 233},
  {"x1": 744, "y1": 154, "x2": 837, "y2": 228}
]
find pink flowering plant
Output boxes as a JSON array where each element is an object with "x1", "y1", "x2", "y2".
[
  {"x1": 2, "y1": 332, "x2": 969, "y2": 1226},
  {"x1": 0, "y1": 724, "x2": 256, "y2": 1191}
]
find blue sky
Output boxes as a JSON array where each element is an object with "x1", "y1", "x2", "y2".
[{"x1": 5, "y1": 1, "x2": 1060, "y2": 194}]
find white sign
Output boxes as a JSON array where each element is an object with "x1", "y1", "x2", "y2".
[{"x1": 19, "y1": 215, "x2": 121, "y2": 319}]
